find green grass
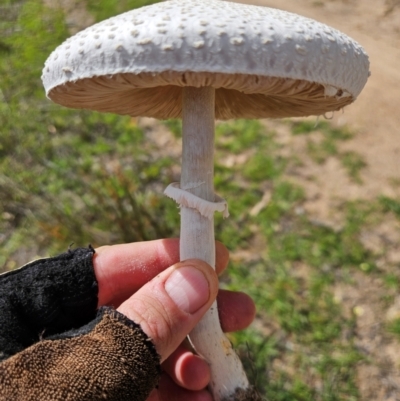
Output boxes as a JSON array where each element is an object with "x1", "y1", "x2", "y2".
[
  {"x1": 379, "y1": 195, "x2": 400, "y2": 218},
  {"x1": 210, "y1": 121, "x2": 376, "y2": 399},
  {"x1": 291, "y1": 120, "x2": 366, "y2": 183},
  {"x1": 388, "y1": 319, "x2": 400, "y2": 339},
  {"x1": 1, "y1": 2, "x2": 400, "y2": 400},
  {"x1": 0, "y1": 0, "x2": 180, "y2": 265},
  {"x1": 86, "y1": 0, "x2": 160, "y2": 21}
]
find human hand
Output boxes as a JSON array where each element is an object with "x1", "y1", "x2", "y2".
[{"x1": 93, "y1": 239, "x2": 255, "y2": 401}]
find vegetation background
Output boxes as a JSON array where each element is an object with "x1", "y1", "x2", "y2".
[{"x1": 0, "y1": 0, "x2": 399, "y2": 399}]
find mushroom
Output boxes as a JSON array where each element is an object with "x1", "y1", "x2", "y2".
[{"x1": 41, "y1": 0, "x2": 370, "y2": 400}]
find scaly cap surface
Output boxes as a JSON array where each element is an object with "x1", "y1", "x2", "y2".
[{"x1": 42, "y1": 0, "x2": 370, "y2": 120}]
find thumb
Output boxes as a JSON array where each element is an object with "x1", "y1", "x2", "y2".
[{"x1": 117, "y1": 259, "x2": 219, "y2": 362}]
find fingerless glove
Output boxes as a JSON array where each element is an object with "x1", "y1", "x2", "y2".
[{"x1": 0, "y1": 248, "x2": 161, "y2": 401}]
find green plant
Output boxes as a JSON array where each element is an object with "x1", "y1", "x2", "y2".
[
  {"x1": 211, "y1": 120, "x2": 373, "y2": 400},
  {"x1": 0, "y1": 0, "x2": 179, "y2": 267},
  {"x1": 387, "y1": 319, "x2": 400, "y2": 339},
  {"x1": 86, "y1": 0, "x2": 161, "y2": 21},
  {"x1": 341, "y1": 151, "x2": 367, "y2": 183},
  {"x1": 379, "y1": 195, "x2": 400, "y2": 218},
  {"x1": 291, "y1": 120, "x2": 366, "y2": 183}
]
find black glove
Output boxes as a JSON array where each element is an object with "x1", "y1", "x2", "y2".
[{"x1": 0, "y1": 247, "x2": 160, "y2": 401}]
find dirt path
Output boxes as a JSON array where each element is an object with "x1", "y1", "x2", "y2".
[
  {"x1": 233, "y1": 2, "x2": 400, "y2": 399},
  {"x1": 235, "y1": 0, "x2": 400, "y2": 203},
  {"x1": 229, "y1": 2, "x2": 400, "y2": 275}
]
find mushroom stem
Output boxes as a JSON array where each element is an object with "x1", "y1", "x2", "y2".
[
  {"x1": 180, "y1": 86, "x2": 251, "y2": 401},
  {"x1": 180, "y1": 86, "x2": 216, "y2": 265}
]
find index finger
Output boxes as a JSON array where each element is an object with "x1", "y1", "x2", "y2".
[{"x1": 93, "y1": 238, "x2": 229, "y2": 307}]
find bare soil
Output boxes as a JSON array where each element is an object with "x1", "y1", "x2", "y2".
[{"x1": 234, "y1": 1, "x2": 400, "y2": 399}]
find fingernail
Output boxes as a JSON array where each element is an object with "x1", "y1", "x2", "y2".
[{"x1": 165, "y1": 266, "x2": 210, "y2": 314}]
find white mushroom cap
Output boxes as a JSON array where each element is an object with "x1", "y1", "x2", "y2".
[{"x1": 42, "y1": 0, "x2": 370, "y2": 120}]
